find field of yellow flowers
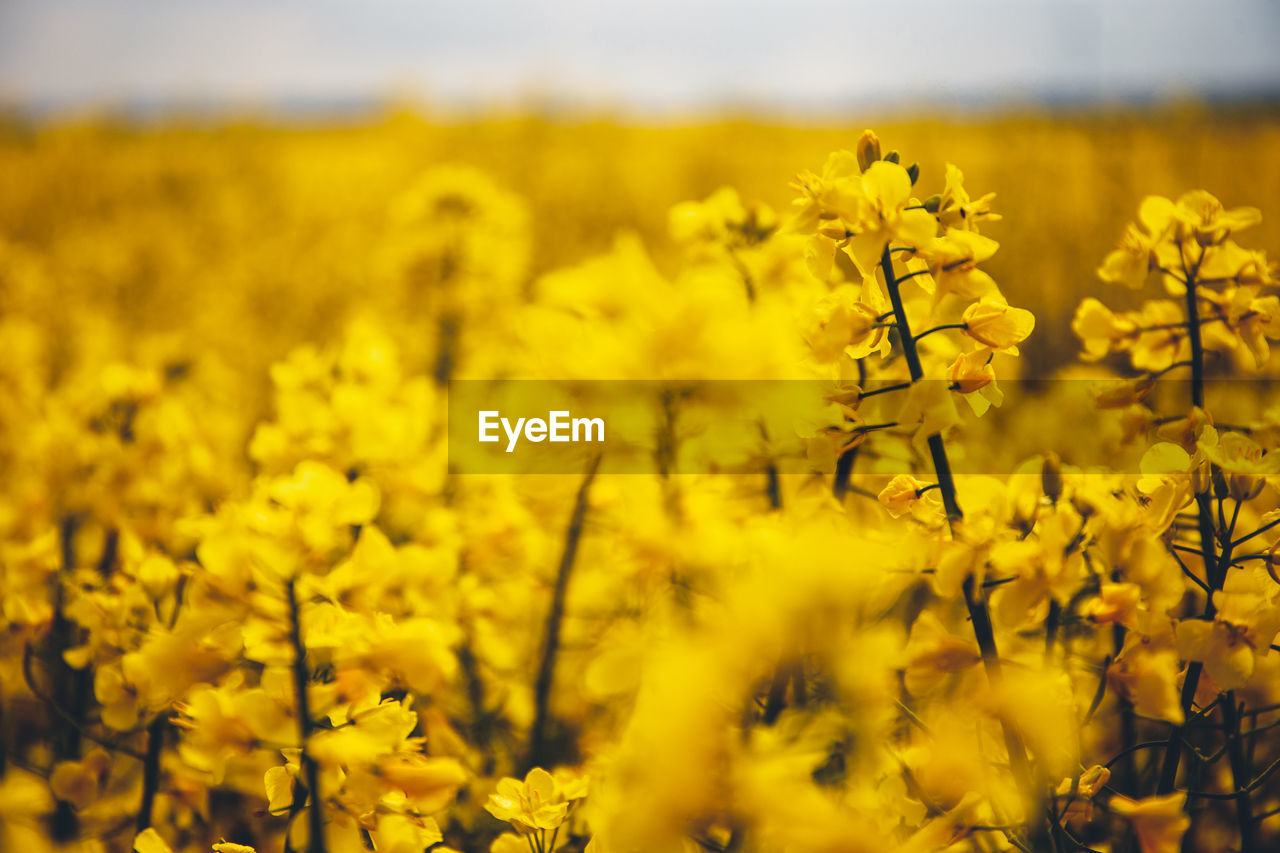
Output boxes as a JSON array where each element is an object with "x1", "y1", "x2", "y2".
[{"x1": 3, "y1": 106, "x2": 1280, "y2": 853}]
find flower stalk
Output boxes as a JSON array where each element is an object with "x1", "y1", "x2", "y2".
[
  {"x1": 527, "y1": 454, "x2": 601, "y2": 772},
  {"x1": 136, "y1": 714, "x2": 168, "y2": 832},
  {"x1": 285, "y1": 577, "x2": 327, "y2": 853},
  {"x1": 1154, "y1": 253, "x2": 1255, "y2": 850},
  {"x1": 880, "y1": 244, "x2": 1038, "y2": 825}
]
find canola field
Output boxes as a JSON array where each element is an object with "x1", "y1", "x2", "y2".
[{"x1": 2, "y1": 107, "x2": 1280, "y2": 853}]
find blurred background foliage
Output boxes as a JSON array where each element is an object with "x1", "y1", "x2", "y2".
[{"x1": 3, "y1": 104, "x2": 1278, "y2": 388}]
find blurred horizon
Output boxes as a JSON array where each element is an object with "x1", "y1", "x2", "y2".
[{"x1": 2, "y1": 0, "x2": 1279, "y2": 119}]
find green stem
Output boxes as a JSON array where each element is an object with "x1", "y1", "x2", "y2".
[
  {"x1": 1184, "y1": 281, "x2": 1205, "y2": 411},
  {"x1": 1110, "y1": 620, "x2": 1138, "y2": 796},
  {"x1": 1158, "y1": 252, "x2": 1217, "y2": 796},
  {"x1": 1154, "y1": 252, "x2": 1254, "y2": 851},
  {"x1": 858, "y1": 381, "x2": 912, "y2": 399},
  {"x1": 880, "y1": 244, "x2": 1036, "y2": 818},
  {"x1": 285, "y1": 578, "x2": 327, "y2": 853},
  {"x1": 527, "y1": 455, "x2": 602, "y2": 771},
  {"x1": 1222, "y1": 694, "x2": 1256, "y2": 852},
  {"x1": 49, "y1": 515, "x2": 88, "y2": 843},
  {"x1": 832, "y1": 446, "x2": 858, "y2": 500},
  {"x1": 913, "y1": 323, "x2": 969, "y2": 343},
  {"x1": 878, "y1": 246, "x2": 961, "y2": 522},
  {"x1": 834, "y1": 360, "x2": 868, "y2": 500},
  {"x1": 135, "y1": 714, "x2": 168, "y2": 832}
]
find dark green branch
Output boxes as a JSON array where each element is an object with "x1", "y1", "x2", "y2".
[
  {"x1": 527, "y1": 454, "x2": 602, "y2": 771},
  {"x1": 285, "y1": 578, "x2": 327, "y2": 853},
  {"x1": 136, "y1": 714, "x2": 168, "y2": 832},
  {"x1": 879, "y1": 244, "x2": 1035, "y2": 817}
]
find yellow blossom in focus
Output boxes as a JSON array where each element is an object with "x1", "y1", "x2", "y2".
[
  {"x1": 946, "y1": 349, "x2": 1003, "y2": 416},
  {"x1": 960, "y1": 301, "x2": 1035, "y2": 353},
  {"x1": 877, "y1": 474, "x2": 937, "y2": 519},
  {"x1": 484, "y1": 767, "x2": 587, "y2": 833},
  {"x1": 842, "y1": 161, "x2": 939, "y2": 275}
]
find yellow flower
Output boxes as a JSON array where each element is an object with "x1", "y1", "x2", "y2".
[
  {"x1": 371, "y1": 815, "x2": 445, "y2": 853},
  {"x1": 1197, "y1": 427, "x2": 1279, "y2": 500},
  {"x1": 1054, "y1": 765, "x2": 1111, "y2": 824},
  {"x1": 1097, "y1": 195, "x2": 1177, "y2": 289},
  {"x1": 1110, "y1": 792, "x2": 1190, "y2": 853},
  {"x1": 960, "y1": 300, "x2": 1035, "y2": 353},
  {"x1": 268, "y1": 460, "x2": 381, "y2": 545},
  {"x1": 896, "y1": 377, "x2": 961, "y2": 445},
  {"x1": 908, "y1": 228, "x2": 1001, "y2": 300},
  {"x1": 1073, "y1": 297, "x2": 1137, "y2": 361},
  {"x1": 378, "y1": 755, "x2": 468, "y2": 812},
  {"x1": 1092, "y1": 375, "x2": 1156, "y2": 409},
  {"x1": 935, "y1": 163, "x2": 1000, "y2": 233},
  {"x1": 1136, "y1": 441, "x2": 1192, "y2": 496},
  {"x1": 947, "y1": 350, "x2": 1003, "y2": 416},
  {"x1": 50, "y1": 748, "x2": 111, "y2": 809},
  {"x1": 1083, "y1": 583, "x2": 1142, "y2": 627},
  {"x1": 133, "y1": 828, "x2": 174, "y2": 853},
  {"x1": 1235, "y1": 293, "x2": 1280, "y2": 366},
  {"x1": 1174, "y1": 575, "x2": 1280, "y2": 693},
  {"x1": 1128, "y1": 299, "x2": 1190, "y2": 372},
  {"x1": 901, "y1": 611, "x2": 979, "y2": 695},
  {"x1": 789, "y1": 150, "x2": 864, "y2": 234},
  {"x1": 804, "y1": 285, "x2": 890, "y2": 363},
  {"x1": 877, "y1": 474, "x2": 936, "y2": 519},
  {"x1": 1174, "y1": 617, "x2": 1255, "y2": 691},
  {"x1": 484, "y1": 766, "x2": 586, "y2": 833},
  {"x1": 1109, "y1": 634, "x2": 1184, "y2": 725},
  {"x1": 1171, "y1": 189, "x2": 1261, "y2": 244},
  {"x1": 669, "y1": 187, "x2": 775, "y2": 250},
  {"x1": 842, "y1": 161, "x2": 938, "y2": 275},
  {"x1": 173, "y1": 682, "x2": 294, "y2": 783}
]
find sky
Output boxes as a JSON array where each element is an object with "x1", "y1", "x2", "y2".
[{"x1": 1, "y1": 0, "x2": 1278, "y2": 114}]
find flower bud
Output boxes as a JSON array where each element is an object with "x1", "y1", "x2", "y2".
[
  {"x1": 1229, "y1": 472, "x2": 1265, "y2": 502},
  {"x1": 856, "y1": 130, "x2": 881, "y2": 172}
]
